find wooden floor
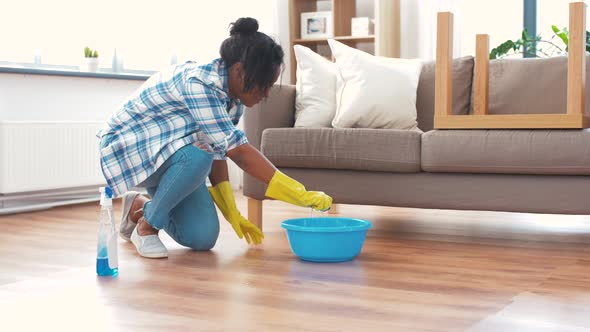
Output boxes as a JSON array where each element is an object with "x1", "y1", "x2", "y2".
[{"x1": 2, "y1": 193, "x2": 590, "y2": 331}]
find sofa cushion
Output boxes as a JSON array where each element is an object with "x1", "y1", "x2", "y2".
[
  {"x1": 261, "y1": 128, "x2": 422, "y2": 173},
  {"x1": 470, "y1": 55, "x2": 590, "y2": 115},
  {"x1": 416, "y1": 56, "x2": 474, "y2": 132},
  {"x1": 422, "y1": 129, "x2": 590, "y2": 175},
  {"x1": 294, "y1": 45, "x2": 337, "y2": 128},
  {"x1": 328, "y1": 39, "x2": 423, "y2": 130}
]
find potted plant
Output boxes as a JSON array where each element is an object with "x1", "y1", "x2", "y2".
[
  {"x1": 82, "y1": 47, "x2": 99, "y2": 72},
  {"x1": 490, "y1": 26, "x2": 590, "y2": 59}
]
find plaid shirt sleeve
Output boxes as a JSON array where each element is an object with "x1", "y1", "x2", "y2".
[{"x1": 183, "y1": 80, "x2": 248, "y2": 160}]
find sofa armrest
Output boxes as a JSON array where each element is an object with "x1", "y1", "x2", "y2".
[
  {"x1": 243, "y1": 84, "x2": 295, "y2": 202},
  {"x1": 243, "y1": 84, "x2": 296, "y2": 149}
]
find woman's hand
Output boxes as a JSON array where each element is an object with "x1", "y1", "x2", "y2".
[
  {"x1": 265, "y1": 170, "x2": 332, "y2": 211},
  {"x1": 209, "y1": 181, "x2": 264, "y2": 245},
  {"x1": 227, "y1": 144, "x2": 332, "y2": 211},
  {"x1": 225, "y1": 213, "x2": 264, "y2": 245}
]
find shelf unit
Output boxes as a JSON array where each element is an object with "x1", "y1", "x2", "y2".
[{"x1": 288, "y1": 0, "x2": 399, "y2": 83}]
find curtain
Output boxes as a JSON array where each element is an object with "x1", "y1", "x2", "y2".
[{"x1": 400, "y1": 0, "x2": 463, "y2": 60}]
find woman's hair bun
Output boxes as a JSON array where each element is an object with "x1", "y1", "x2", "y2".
[{"x1": 230, "y1": 17, "x2": 259, "y2": 36}]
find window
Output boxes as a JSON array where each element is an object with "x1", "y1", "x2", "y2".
[
  {"x1": 459, "y1": 0, "x2": 586, "y2": 58},
  {"x1": 458, "y1": 0, "x2": 524, "y2": 57},
  {"x1": 1, "y1": 0, "x2": 275, "y2": 71},
  {"x1": 537, "y1": 0, "x2": 590, "y2": 57}
]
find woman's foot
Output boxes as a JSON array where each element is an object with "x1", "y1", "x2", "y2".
[
  {"x1": 130, "y1": 216, "x2": 168, "y2": 258},
  {"x1": 120, "y1": 192, "x2": 150, "y2": 241},
  {"x1": 136, "y1": 215, "x2": 158, "y2": 236}
]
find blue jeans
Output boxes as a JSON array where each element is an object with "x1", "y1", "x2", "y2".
[
  {"x1": 137, "y1": 144, "x2": 220, "y2": 250},
  {"x1": 100, "y1": 133, "x2": 219, "y2": 250},
  {"x1": 99, "y1": 133, "x2": 220, "y2": 250}
]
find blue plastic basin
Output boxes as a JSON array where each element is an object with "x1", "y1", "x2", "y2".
[{"x1": 281, "y1": 217, "x2": 372, "y2": 262}]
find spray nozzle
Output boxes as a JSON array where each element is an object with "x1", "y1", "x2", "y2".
[
  {"x1": 99, "y1": 186, "x2": 113, "y2": 199},
  {"x1": 99, "y1": 186, "x2": 113, "y2": 206}
]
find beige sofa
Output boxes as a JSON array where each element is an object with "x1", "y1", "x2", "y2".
[{"x1": 243, "y1": 56, "x2": 590, "y2": 228}]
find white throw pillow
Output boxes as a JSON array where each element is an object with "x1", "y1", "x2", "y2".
[
  {"x1": 293, "y1": 45, "x2": 337, "y2": 127},
  {"x1": 328, "y1": 39, "x2": 423, "y2": 129}
]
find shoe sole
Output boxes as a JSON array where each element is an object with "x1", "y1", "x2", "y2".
[{"x1": 135, "y1": 250, "x2": 168, "y2": 259}]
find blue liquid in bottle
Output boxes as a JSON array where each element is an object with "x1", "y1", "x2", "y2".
[{"x1": 96, "y1": 247, "x2": 118, "y2": 276}]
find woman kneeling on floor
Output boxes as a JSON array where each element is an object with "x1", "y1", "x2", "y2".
[{"x1": 97, "y1": 17, "x2": 332, "y2": 258}]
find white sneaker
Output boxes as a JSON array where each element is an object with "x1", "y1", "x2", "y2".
[
  {"x1": 120, "y1": 191, "x2": 141, "y2": 241},
  {"x1": 130, "y1": 227, "x2": 168, "y2": 259}
]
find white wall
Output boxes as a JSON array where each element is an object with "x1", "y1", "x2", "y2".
[
  {"x1": 1, "y1": 1, "x2": 278, "y2": 192},
  {"x1": 459, "y1": 0, "x2": 522, "y2": 57},
  {"x1": 0, "y1": 73, "x2": 242, "y2": 189},
  {"x1": 1, "y1": 0, "x2": 275, "y2": 71},
  {"x1": 0, "y1": 74, "x2": 141, "y2": 121}
]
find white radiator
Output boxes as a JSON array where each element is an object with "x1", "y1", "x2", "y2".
[
  {"x1": 0, "y1": 120, "x2": 242, "y2": 214},
  {"x1": 0, "y1": 121, "x2": 105, "y2": 194}
]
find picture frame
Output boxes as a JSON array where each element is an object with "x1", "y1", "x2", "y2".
[
  {"x1": 301, "y1": 11, "x2": 333, "y2": 39},
  {"x1": 351, "y1": 17, "x2": 372, "y2": 37}
]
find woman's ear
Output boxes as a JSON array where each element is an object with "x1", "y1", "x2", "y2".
[
  {"x1": 227, "y1": 62, "x2": 245, "y2": 99},
  {"x1": 230, "y1": 62, "x2": 244, "y2": 81}
]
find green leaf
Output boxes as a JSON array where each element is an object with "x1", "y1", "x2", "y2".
[
  {"x1": 490, "y1": 48, "x2": 498, "y2": 59},
  {"x1": 522, "y1": 28, "x2": 529, "y2": 41},
  {"x1": 552, "y1": 25, "x2": 569, "y2": 46},
  {"x1": 490, "y1": 39, "x2": 520, "y2": 59}
]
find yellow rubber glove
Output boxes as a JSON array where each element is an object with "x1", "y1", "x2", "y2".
[
  {"x1": 209, "y1": 181, "x2": 264, "y2": 245},
  {"x1": 265, "y1": 170, "x2": 332, "y2": 211}
]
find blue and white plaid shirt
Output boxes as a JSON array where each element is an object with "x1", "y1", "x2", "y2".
[{"x1": 98, "y1": 58, "x2": 248, "y2": 197}]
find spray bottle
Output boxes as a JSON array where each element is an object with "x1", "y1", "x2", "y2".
[{"x1": 97, "y1": 186, "x2": 118, "y2": 276}]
